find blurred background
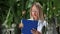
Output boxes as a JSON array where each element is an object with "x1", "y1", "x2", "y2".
[{"x1": 0, "y1": 0, "x2": 60, "y2": 34}]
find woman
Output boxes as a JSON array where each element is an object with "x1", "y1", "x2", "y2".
[{"x1": 19, "y1": 2, "x2": 48, "y2": 34}]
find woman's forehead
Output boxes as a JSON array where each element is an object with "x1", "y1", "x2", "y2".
[{"x1": 31, "y1": 5, "x2": 39, "y2": 10}]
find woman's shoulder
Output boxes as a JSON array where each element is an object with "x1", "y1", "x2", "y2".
[
  {"x1": 38, "y1": 20, "x2": 48, "y2": 26},
  {"x1": 43, "y1": 20, "x2": 48, "y2": 26}
]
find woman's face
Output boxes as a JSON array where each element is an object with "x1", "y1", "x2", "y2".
[{"x1": 31, "y1": 5, "x2": 39, "y2": 20}]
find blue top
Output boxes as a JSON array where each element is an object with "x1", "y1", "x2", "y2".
[{"x1": 21, "y1": 19, "x2": 38, "y2": 34}]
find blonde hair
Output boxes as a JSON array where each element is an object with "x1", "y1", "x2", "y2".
[{"x1": 30, "y1": 2, "x2": 44, "y2": 21}]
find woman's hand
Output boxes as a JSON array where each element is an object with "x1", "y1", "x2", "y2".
[
  {"x1": 19, "y1": 22, "x2": 23, "y2": 28},
  {"x1": 31, "y1": 28, "x2": 41, "y2": 34}
]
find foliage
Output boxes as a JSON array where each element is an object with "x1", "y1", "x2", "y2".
[{"x1": 0, "y1": 0, "x2": 60, "y2": 34}]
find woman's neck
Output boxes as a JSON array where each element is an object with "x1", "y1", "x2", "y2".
[
  {"x1": 33, "y1": 18, "x2": 38, "y2": 20},
  {"x1": 30, "y1": 17, "x2": 39, "y2": 20}
]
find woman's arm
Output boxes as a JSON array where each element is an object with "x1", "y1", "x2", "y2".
[
  {"x1": 31, "y1": 28, "x2": 42, "y2": 34},
  {"x1": 43, "y1": 21, "x2": 48, "y2": 34},
  {"x1": 19, "y1": 20, "x2": 23, "y2": 28}
]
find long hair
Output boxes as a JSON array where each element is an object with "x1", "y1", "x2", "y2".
[{"x1": 30, "y1": 2, "x2": 44, "y2": 21}]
